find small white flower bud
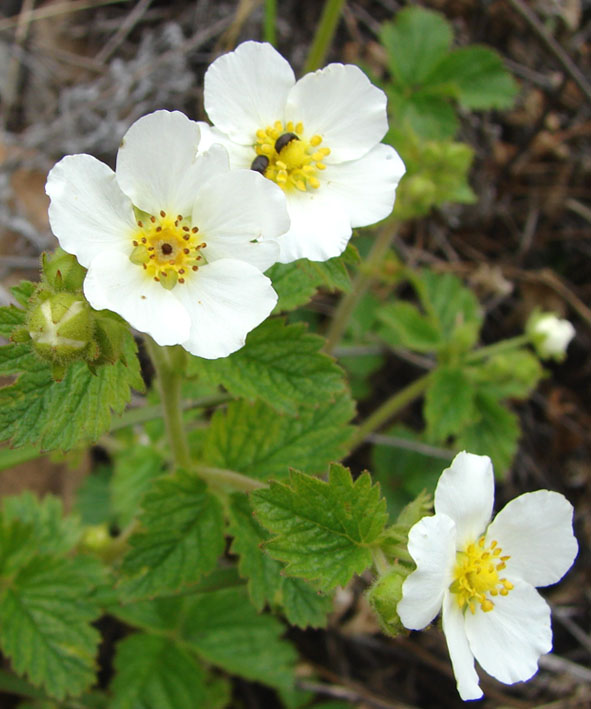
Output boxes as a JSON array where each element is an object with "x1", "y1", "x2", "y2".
[{"x1": 528, "y1": 312, "x2": 575, "y2": 361}]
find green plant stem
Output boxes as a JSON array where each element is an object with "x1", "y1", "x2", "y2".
[
  {"x1": 263, "y1": 0, "x2": 277, "y2": 46},
  {"x1": 466, "y1": 334, "x2": 530, "y2": 364},
  {"x1": 350, "y1": 372, "x2": 432, "y2": 451},
  {"x1": 194, "y1": 464, "x2": 265, "y2": 492},
  {"x1": 371, "y1": 547, "x2": 391, "y2": 575},
  {"x1": 303, "y1": 0, "x2": 346, "y2": 73},
  {"x1": 324, "y1": 223, "x2": 398, "y2": 354},
  {"x1": 144, "y1": 338, "x2": 191, "y2": 470}
]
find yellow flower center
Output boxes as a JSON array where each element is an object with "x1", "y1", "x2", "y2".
[
  {"x1": 129, "y1": 210, "x2": 206, "y2": 290},
  {"x1": 450, "y1": 536, "x2": 513, "y2": 614},
  {"x1": 252, "y1": 120, "x2": 330, "y2": 192}
]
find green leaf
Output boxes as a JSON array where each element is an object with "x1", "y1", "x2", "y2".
[
  {"x1": 416, "y1": 269, "x2": 482, "y2": 350},
  {"x1": 2, "y1": 492, "x2": 81, "y2": 555},
  {"x1": 0, "y1": 551, "x2": 102, "y2": 700},
  {"x1": 120, "y1": 469, "x2": 225, "y2": 599},
  {"x1": 470, "y1": 350, "x2": 544, "y2": 400},
  {"x1": 74, "y1": 466, "x2": 114, "y2": 526},
  {"x1": 267, "y1": 251, "x2": 353, "y2": 313},
  {"x1": 388, "y1": 86, "x2": 458, "y2": 140},
  {"x1": 252, "y1": 464, "x2": 387, "y2": 591},
  {"x1": 110, "y1": 634, "x2": 209, "y2": 709},
  {"x1": 380, "y1": 8, "x2": 452, "y2": 86},
  {"x1": 455, "y1": 391, "x2": 519, "y2": 475},
  {"x1": 377, "y1": 301, "x2": 441, "y2": 353},
  {"x1": 0, "y1": 331, "x2": 142, "y2": 451},
  {"x1": 229, "y1": 494, "x2": 332, "y2": 628},
  {"x1": 188, "y1": 319, "x2": 345, "y2": 414},
  {"x1": 424, "y1": 366, "x2": 476, "y2": 441},
  {"x1": 112, "y1": 588, "x2": 296, "y2": 695},
  {"x1": 111, "y1": 446, "x2": 165, "y2": 527},
  {"x1": 427, "y1": 46, "x2": 518, "y2": 110},
  {"x1": 11, "y1": 281, "x2": 36, "y2": 307},
  {"x1": 0, "y1": 305, "x2": 26, "y2": 338},
  {"x1": 203, "y1": 394, "x2": 355, "y2": 481}
]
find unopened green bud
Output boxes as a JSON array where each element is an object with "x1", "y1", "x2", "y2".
[
  {"x1": 367, "y1": 569, "x2": 407, "y2": 637},
  {"x1": 79, "y1": 524, "x2": 112, "y2": 554},
  {"x1": 42, "y1": 248, "x2": 86, "y2": 292},
  {"x1": 28, "y1": 292, "x2": 94, "y2": 366}
]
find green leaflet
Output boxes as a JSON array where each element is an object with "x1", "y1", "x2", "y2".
[
  {"x1": 188, "y1": 318, "x2": 346, "y2": 414},
  {"x1": 119, "y1": 469, "x2": 225, "y2": 600},
  {"x1": 0, "y1": 331, "x2": 143, "y2": 451},
  {"x1": 111, "y1": 586, "x2": 296, "y2": 695},
  {"x1": 229, "y1": 494, "x2": 332, "y2": 628},
  {"x1": 424, "y1": 366, "x2": 477, "y2": 441},
  {"x1": 110, "y1": 634, "x2": 213, "y2": 709},
  {"x1": 252, "y1": 464, "x2": 388, "y2": 591},
  {"x1": 202, "y1": 393, "x2": 355, "y2": 481}
]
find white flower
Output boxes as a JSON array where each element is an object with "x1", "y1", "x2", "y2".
[
  {"x1": 46, "y1": 110, "x2": 290, "y2": 359},
  {"x1": 529, "y1": 312, "x2": 576, "y2": 361},
  {"x1": 397, "y1": 451, "x2": 578, "y2": 701},
  {"x1": 201, "y1": 41, "x2": 405, "y2": 263}
]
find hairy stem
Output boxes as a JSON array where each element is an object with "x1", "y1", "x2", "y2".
[
  {"x1": 350, "y1": 372, "x2": 432, "y2": 451},
  {"x1": 303, "y1": 0, "x2": 346, "y2": 73},
  {"x1": 194, "y1": 464, "x2": 265, "y2": 492},
  {"x1": 144, "y1": 338, "x2": 191, "y2": 470},
  {"x1": 324, "y1": 223, "x2": 398, "y2": 354},
  {"x1": 466, "y1": 334, "x2": 530, "y2": 364},
  {"x1": 263, "y1": 0, "x2": 277, "y2": 46}
]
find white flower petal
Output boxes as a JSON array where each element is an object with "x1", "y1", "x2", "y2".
[
  {"x1": 441, "y1": 592, "x2": 483, "y2": 701},
  {"x1": 398, "y1": 514, "x2": 456, "y2": 630},
  {"x1": 486, "y1": 491, "x2": 578, "y2": 587},
  {"x1": 46, "y1": 154, "x2": 136, "y2": 268},
  {"x1": 285, "y1": 63, "x2": 388, "y2": 163},
  {"x1": 193, "y1": 169, "x2": 289, "y2": 244},
  {"x1": 322, "y1": 143, "x2": 406, "y2": 227},
  {"x1": 197, "y1": 122, "x2": 254, "y2": 169},
  {"x1": 84, "y1": 251, "x2": 191, "y2": 346},
  {"x1": 115, "y1": 110, "x2": 210, "y2": 216},
  {"x1": 277, "y1": 189, "x2": 352, "y2": 263},
  {"x1": 204, "y1": 41, "x2": 295, "y2": 145},
  {"x1": 175, "y1": 259, "x2": 277, "y2": 359},
  {"x1": 204, "y1": 240, "x2": 279, "y2": 272},
  {"x1": 434, "y1": 452, "x2": 494, "y2": 549},
  {"x1": 464, "y1": 578, "x2": 552, "y2": 686}
]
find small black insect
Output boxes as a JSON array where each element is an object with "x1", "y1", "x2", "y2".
[
  {"x1": 274, "y1": 132, "x2": 299, "y2": 154},
  {"x1": 250, "y1": 155, "x2": 269, "y2": 174}
]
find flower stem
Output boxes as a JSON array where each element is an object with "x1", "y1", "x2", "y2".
[
  {"x1": 263, "y1": 0, "x2": 277, "y2": 46},
  {"x1": 194, "y1": 464, "x2": 265, "y2": 492},
  {"x1": 466, "y1": 334, "x2": 531, "y2": 364},
  {"x1": 303, "y1": 0, "x2": 346, "y2": 73},
  {"x1": 350, "y1": 372, "x2": 432, "y2": 451},
  {"x1": 324, "y1": 223, "x2": 398, "y2": 355},
  {"x1": 372, "y1": 547, "x2": 391, "y2": 575},
  {"x1": 144, "y1": 338, "x2": 191, "y2": 470}
]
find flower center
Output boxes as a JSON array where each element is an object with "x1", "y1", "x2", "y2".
[
  {"x1": 252, "y1": 120, "x2": 330, "y2": 192},
  {"x1": 450, "y1": 536, "x2": 513, "y2": 614},
  {"x1": 129, "y1": 210, "x2": 206, "y2": 290}
]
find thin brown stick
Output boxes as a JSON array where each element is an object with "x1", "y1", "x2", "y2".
[{"x1": 0, "y1": 0, "x2": 124, "y2": 32}]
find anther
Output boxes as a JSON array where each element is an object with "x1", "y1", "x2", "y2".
[
  {"x1": 150, "y1": 216, "x2": 156, "y2": 223},
  {"x1": 160, "y1": 210, "x2": 166, "y2": 218},
  {"x1": 156, "y1": 226, "x2": 162, "y2": 232},
  {"x1": 182, "y1": 226, "x2": 190, "y2": 232},
  {"x1": 191, "y1": 227, "x2": 198, "y2": 233},
  {"x1": 177, "y1": 215, "x2": 183, "y2": 221},
  {"x1": 137, "y1": 220, "x2": 143, "y2": 227},
  {"x1": 183, "y1": 248, "x2": 190, "y2": 254}
]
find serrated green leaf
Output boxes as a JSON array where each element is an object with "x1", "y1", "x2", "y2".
[
  {"x1": 203, "y1": 394, "x2": 355, "y2": 481},
  {"x1": 0, "y1": 305, "x2": 27, "y2": 338},
  {"x1": 377, "y1": 301, "x2": 441, "y2": 353},
  {"x1": 387, "y1": 86, "x2": 458, "y2": 140},
  {"x1": 74, "y1": 466, "x2": 113, "y2": 526},
  {"x1": 267, "y1": 252, "x2": 352, "y2": 313},
  {"x1": 470, "y1": 350, "x2": 544, "y2": 400},
  {"x1": 0, "y1": 552, "x2": 102, "y2": 700},
  {"x1": 427, "y1": 46, "x2": 518, "y2": 110},
  {"x1": 252, "y1": 464, "x2": 387, "y2": 591},
  {"x1": 380, "y1": 8, "x2": 453, "y2": 86},
  {"x1": 112, "y1": 587, "x2": 296, "y2": 695},
  {"x1": 455, "y1": 391, "x2": 519, "y2": 475},
  {"x1": 2, "y1": 492, "x2": 81, "y2": 555},
  {"x1": 110, "y1": 634, "x2": 209, "y2": 709},
  {"x1": 0, "y1": 343, "x2": 38, "y2": 375},
  {"x1": 120, "y1": 469, "x2": 225, "y2": 599},
  {"x1": 188, "y1": 319, "x2": 345, "y2": 414},
  {"x1": 0, "y1": 331, "x2": 142, "y2": 451},
  {"x1": 425, "y1": 367, "x2": 476, "y2": 441},
  {"x1": 111, "y1": 446, "x2": 165, "y2": 527},
  {"x1": 229, "y1": 494, "x2": 332, "y2": 628},
  {"x1": 11, "y1": 281, "x2": 36, "y2": 307}
]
